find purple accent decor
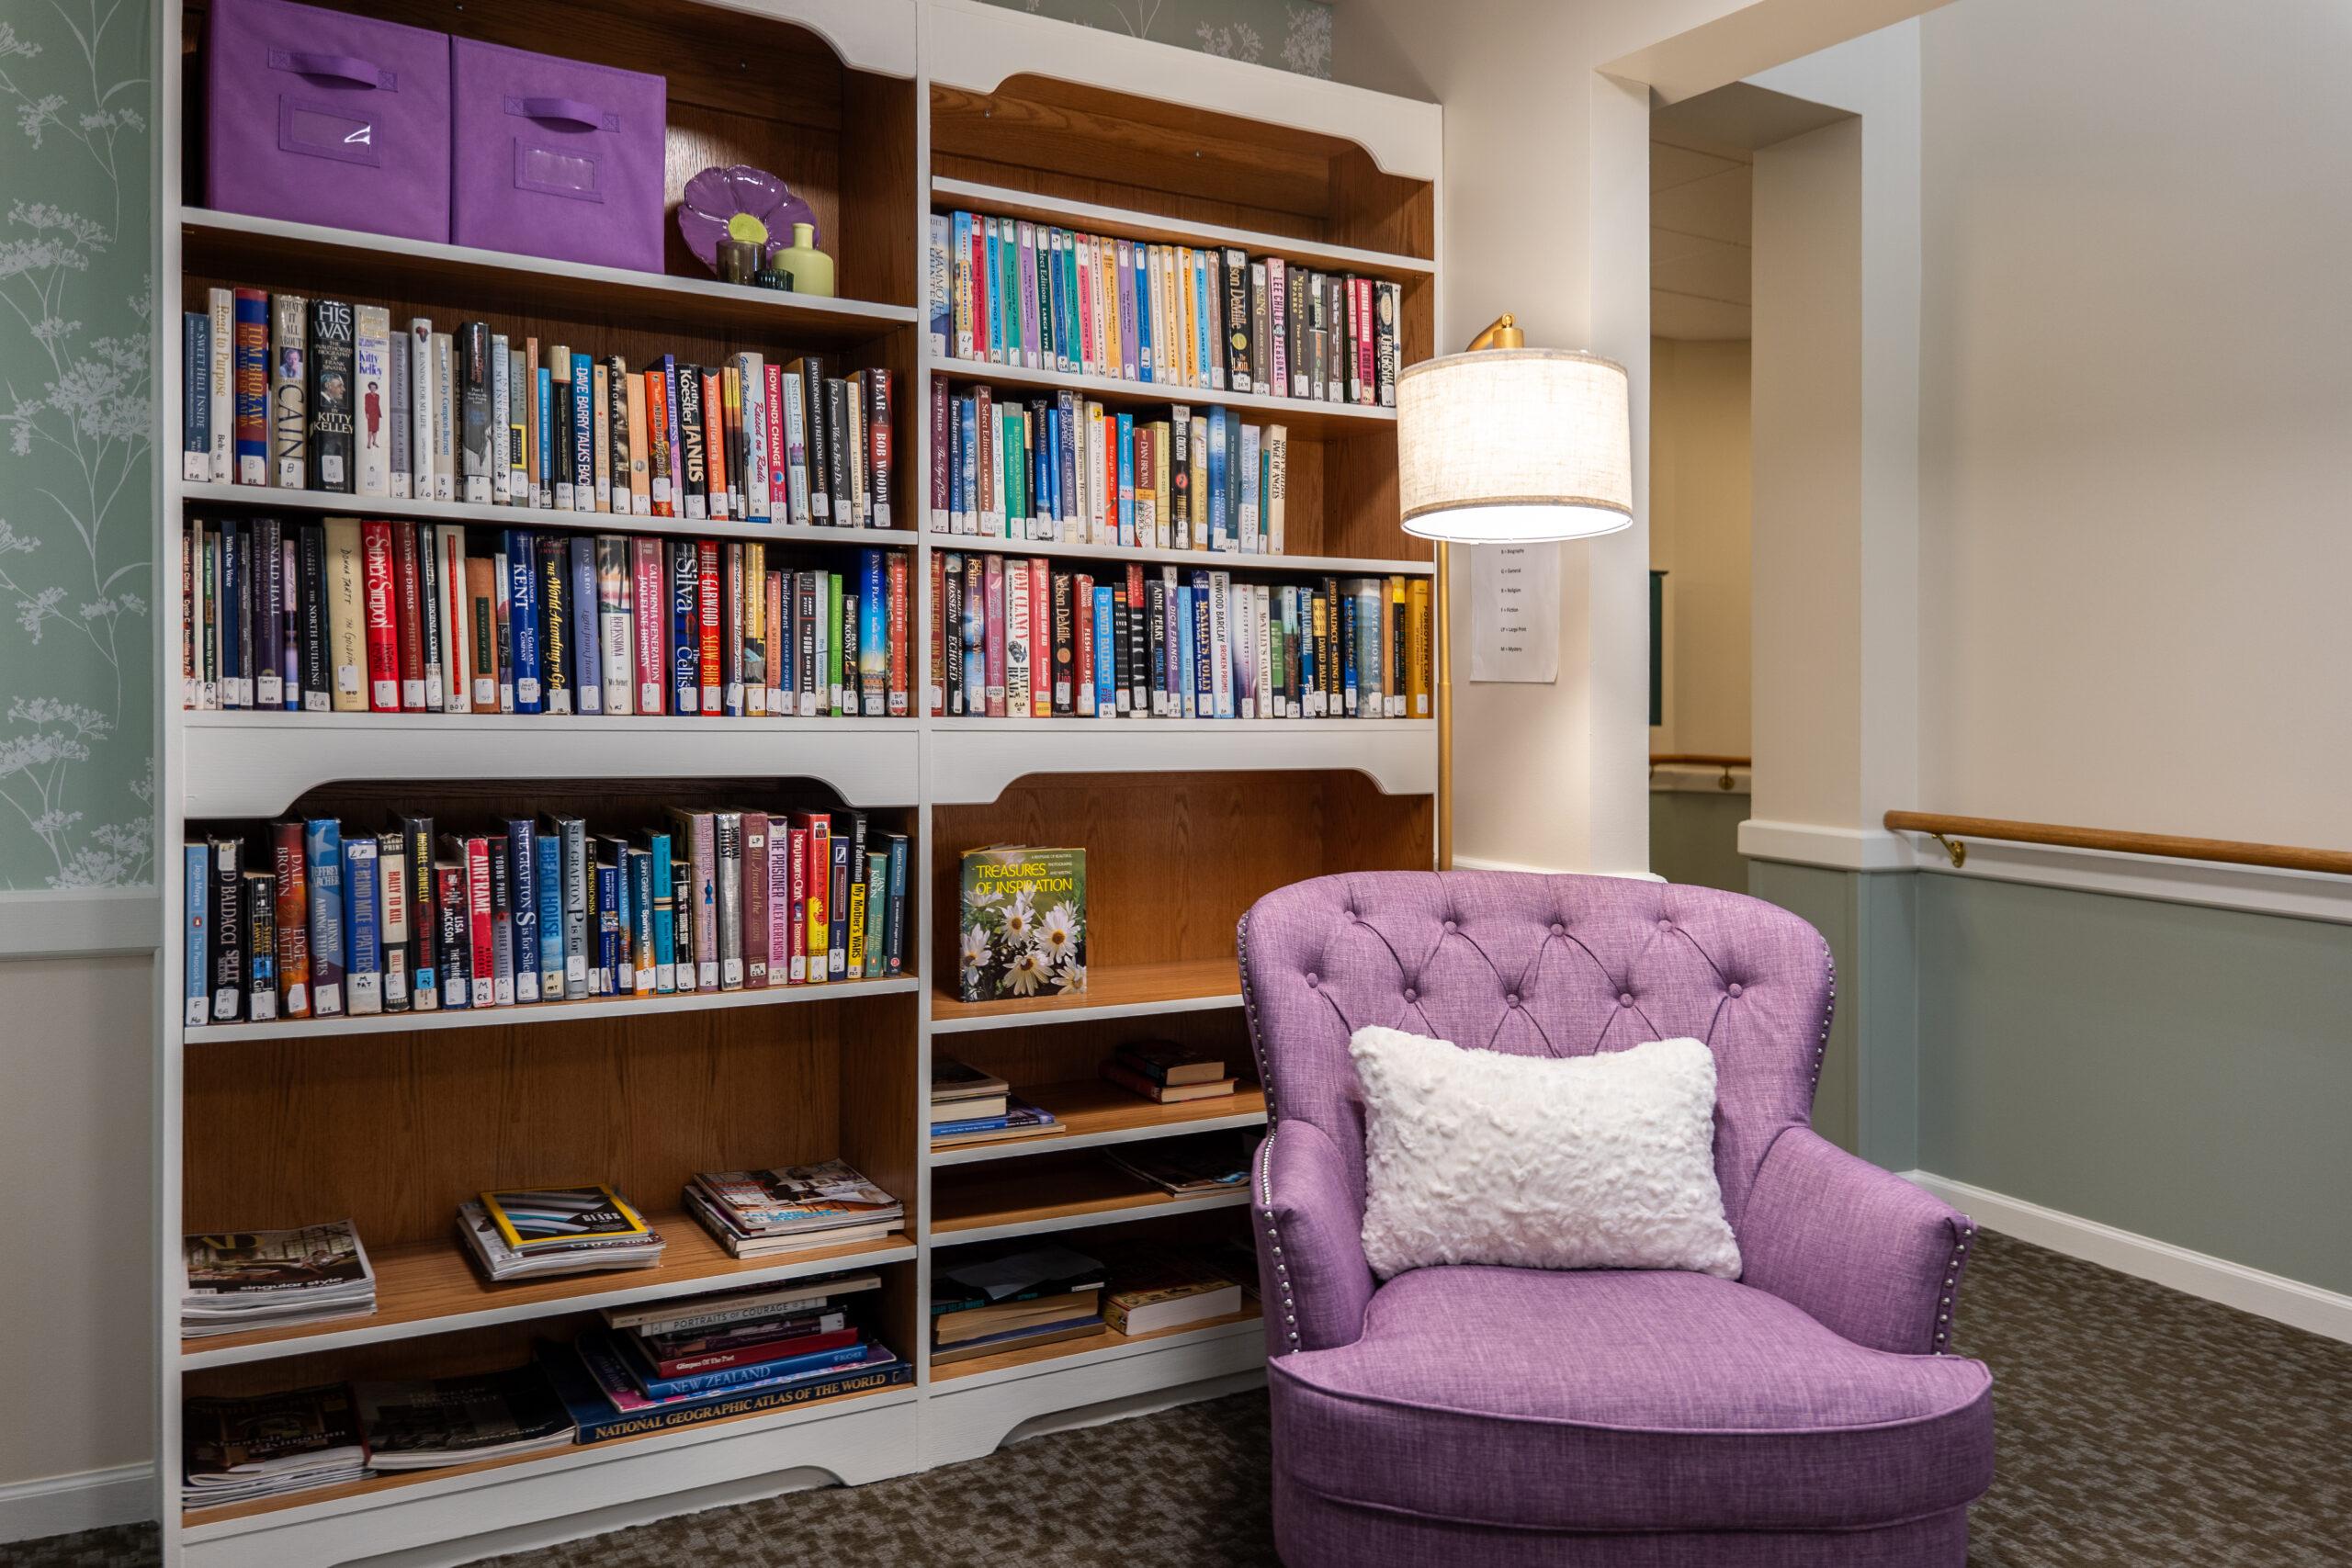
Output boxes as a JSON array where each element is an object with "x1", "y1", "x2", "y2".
[
  {"x1": 1238, "y1": 871, "x2": 1995, "y2": 1566},
  {"x1": 450, "y1": 38, "x2": 666, "y2": 274},
  {"x1": 677, "y1": 164, "x2": 819, "y2": 276},
  {"x1": 204, "y1": 0, "x2": 451, "y2": 242}
]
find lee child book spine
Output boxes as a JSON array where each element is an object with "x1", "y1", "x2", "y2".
[{"x1": 376, "y1": 829, "x2": 410, "y2": 1012}]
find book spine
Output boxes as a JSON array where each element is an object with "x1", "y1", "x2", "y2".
[
  {"x1": 629, "y1": 848, "x2": 657, "y2": 996},
  {"x1": 232, "y1": 289, "x2": 270, "y2": 484},
  {"x1": 560, "y1": 818, "x2": 590, "y2": 998},
  {"x1": 182, "y1": 845, "x2": 209, "y2": 1026},
  {"x1": 435, "y1": 863, "x2": 469, "y2": 1008},
  {"x1": 267, "y1": 825, "x2": 310, "y2": 1019},
  {"x1": 597, "y1": 536, "x2": 633, "y2": 716},
  {"x1": 536, "y1": 833, "x2": 564, "y2": 999},
  {"x1": 507, "y1": 530, "x2": 543, "y2": 713},
  {"x1": 354, "y1": 304, "x2": 390, "y2": 497},
  {"x1": 630, "y1": 538, "x2": 665, "y2": 715},
  {"x1": 302, "y1": 820, "x2": 345, "y2": 1016},
  {"x1": 862, "y1": 846, "x2": 888, "y2": 977},
  {"x1": 741, "y1": 814, "x2": 771, "y2": 989},
  {"x1": 270, "y1": 294, "x2": 307, "y2": 489},
  {"x1": 341, "y1": 834, "x2": 381, "y2": 1015},
  {"x1": 714, "y1": 812, "x2": 744, "y2": 989},
  {"x1": 458, "y1": 836, "x2": 494, "y2": 1007},
  {"x1": 206, "y1": 837, "x2": 243, "y2": 1021},
  {"x1": 357, "y1": 520, "x2": 399, "y2": 711},
  {"x1": 243, "y1": 871, "x2": 277, "y2": 1021},
  {"x1": 375, "y1": 829, "x2": 409, "y2": 1011},
  {"x1": 669, "y1": 540, "x2": 700, "y2": 714},
  {"x1": 506, "y1": 822, "x2": 539, "y2": 1004},
  {"x1": 886, "y1": 834, "x2": 908, "y2": 975},
  {"x1": 697, "y1": 540, "x2": 723, "y2": 713},
  {"x1": 308, "y1": 299, "x2": 355, "y2": 491}
]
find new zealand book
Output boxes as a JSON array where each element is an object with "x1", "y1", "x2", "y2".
[
  {"x1": 355, "y1": 1363, "x2": 575, "y2": 1470},
  {"x1": 537, "y1": 1335, "x2": 910, "y2": 1445},
  {"x1": 609, "y1": 1328, "x2": 869, "y2": 1400},
  {"x1": 957, "y1": 845, "x2": 1086, "y2": 1002}
]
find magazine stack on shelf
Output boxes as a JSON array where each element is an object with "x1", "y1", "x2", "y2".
[
  {"x1": 683, "y1": 1160, "x2": 903, "y2": 1258},
  {"x1": 181, "y1": 1221, "x2": 377, "y2": 1337},
  {"x1": 355, "y1": 1364, "x2": 577, "y2": 1471},
  {"x1": 182, "y1": 1384, "x2": 368, "y2": 1506},
  {"x1": 930, "y1": 1243, "x2": 1107, "y2": 1365},
  {"x1": 1105, "y1": 1132, "x2": 1255, "y2": 1197},
  {"x1": 458, "y1": 1184, "x2": 665, "y2": 1281}
]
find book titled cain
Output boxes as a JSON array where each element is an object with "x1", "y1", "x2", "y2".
[{"x1": 957, "y1": 846, "x2": 1085, "y2": 1002}]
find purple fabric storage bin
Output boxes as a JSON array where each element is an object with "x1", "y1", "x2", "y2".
[
  {"x1": 203, "y1": 0, "x2": 452, "y2": 243},
  {"x1": 450, "y1": 39, "x2": 667, "y2": 275}
]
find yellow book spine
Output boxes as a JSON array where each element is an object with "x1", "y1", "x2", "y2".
[{"x1": 1408, "y1": 577, "x2": 1432, "y2": 718}]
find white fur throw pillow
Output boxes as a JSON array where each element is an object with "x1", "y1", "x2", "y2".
[{"x1": 1350, "y1": 1027, "x2": 1741, "y2": 1280}]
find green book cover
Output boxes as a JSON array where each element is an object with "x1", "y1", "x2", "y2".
[{"x1": 958, "y1": 846, "x2": 1086, "y2": 1002}]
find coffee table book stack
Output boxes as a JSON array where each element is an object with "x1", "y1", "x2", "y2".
[{"x1": 153, "y1": 3, "x2": 1439, "y2": 1562}]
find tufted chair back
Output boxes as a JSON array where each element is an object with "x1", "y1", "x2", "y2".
[{"x1": 1238, "y1": 869, "x2": 1836, "y2": 1238}]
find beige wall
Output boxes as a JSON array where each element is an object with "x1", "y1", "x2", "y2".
[
  {"x1": 1649, "y1": 338, "x2": 1754, "y2": 758},
  {"x1": 1917, "y1": 0, "x2": 2352, "y2": 847},
  {"x1": 0, "y1": 956, "x2": 153, "y2": 1488}
]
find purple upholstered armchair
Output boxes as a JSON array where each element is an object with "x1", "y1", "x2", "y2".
[{"x1": 1239, "y1": 871, "x2": 1994, "y2": 1567}]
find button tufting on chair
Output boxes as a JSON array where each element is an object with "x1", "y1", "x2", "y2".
[
  {"x1": 1620, "y1": 992, "x2": 1635, "y2": 1008},
  {"x1": 1727, "y1": 983, "x2": 1744, "y2": 998},
  {"x1": 1306, "y1": 973, "x2": 1318, "y2": 987},
  {"x1": 1505, "y1": 992, "x2": 1520, "y2": 1007},
  {"x1": 1443, "y1": 919, "x2": 1458, "y2": 932},
  {"x1": 1402, "y1": 987, "x2": 1418, "y2": 1002},
  {"x1": 1551, "y1": 922, "x2": 1566, "y2": 935}
]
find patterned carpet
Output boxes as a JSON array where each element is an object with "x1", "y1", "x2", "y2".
[{"x1": 10, "y1": 1231, "x2": 2348, "y2": 1567}]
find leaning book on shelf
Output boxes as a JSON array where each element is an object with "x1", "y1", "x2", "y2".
[{"x1": 956, "y1": 845, "x2": 1085, "y2": 1002}]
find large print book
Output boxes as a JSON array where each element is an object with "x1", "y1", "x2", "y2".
[
  {"x1": 537, "y1": 1335, "x2": 910, "y2": 1445},
  {"x1": 354, "y1": 1363, "x2": 576, "y2": 1471},
  {"x1": 182, "y1": 1383, "x2": 367, "y2": 1506},
  {"x1": 181, "y1": 1220, "x2": 376, "y2": 1335},
  {"x1": 956, "y1": 845, "x2": 1086, "y2": 1002}
]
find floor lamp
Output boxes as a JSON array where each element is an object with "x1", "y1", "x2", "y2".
[{"x1": 1396, "y1": 316, "x2": 1634, "y2": 869}]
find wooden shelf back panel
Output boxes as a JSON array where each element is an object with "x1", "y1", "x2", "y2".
[
  {"x1": 931, "y1": 1150, "x2": 1230, "y2": 1235},
  {"x1": 933, "y1": 771, "x2": 1432, "y2": 977},
  {"x1": 931, "y1": 76, "x2": 1432, "y2": 258},
  {"x1": 931, "y1": 1307, "x2": 1261, "y2": 1384},
  {"x1": 930, "y1": 956, "x2": 1240, "y2": 1032},
  {"x1": 934, "y1": 1007, "x2": 1249, "y2": 1085},
  {"x1": 931, "y1": 1078, "x2": 1265, "y2": 1162},
  {"x1": 182, "y1": 1000, "x2": 906, "y2": 1247}
]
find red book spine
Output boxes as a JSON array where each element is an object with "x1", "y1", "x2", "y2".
[
  {"x1": 650, "y1": 1325, "x2": 858, "y2": 1380},
  {"x1": 435, "y1": 864, "x2": 465, "y2": 1007},
  {"x1": 391, "y1": 522, "x2": 425, "y2": 711},
  {"x1": 359, "y1": 519, "x2": 401, "y2": 711},
  {"x1": 464, "y1": 837, "x2": 494, "y2": 1008},
  {"x1": 786, "y1": 825, "x2": 808, "y2": 985},
  {"x1": 763, "y1": 363, "x2": 787, "y2": 506},
  {"x1": 888, "y1": 550, "x2": 910, "y2": 717},
  {"x1": 764, "y1": 570, "x2": 784, "y2": 706},
  {"x1": 696, "y1": 539, "x2": 722, "y2": 713},
  {"x1": 272, "y1": 822, "x2": 311, "y2": 1019},
  {"x1": 1074, "y1": 571, "x2": 1095, "y2": 709},
  {"x1": 969, "y1": 221, "x2": 989, "y2": 359},
  {"x1": 646, "y1": 370, "x2": 673, "y2": 518},
  {"x1": 1352, "y1": 276, "x2": 1374, "y2": 404},
  {"x1": 928, "y1": 549, "x2": 944, "y2": 716},
  {"x1": 983, "y1": 554, "x2": 1006, "y2": 717},
  {"x1": 741, "y1": 812, "x2": 770, "y2": 988},
  {"x1": 630, "y1": 537, "x2": 664, "y2": 715}
]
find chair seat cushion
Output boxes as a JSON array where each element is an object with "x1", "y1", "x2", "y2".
[{"x1": 1268, "y1": 1266, "x2": 1994, "y2": 1534}]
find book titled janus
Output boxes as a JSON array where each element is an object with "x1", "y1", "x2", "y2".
[{"x1": 957, "y1": 846, "x2": 1086, "y2": 1002}]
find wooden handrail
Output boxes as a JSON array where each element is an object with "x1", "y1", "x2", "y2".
[
  {"x1": 1883, "y1": 811, "x2": 2352, "y2": 876},
  {"x1": 1649, "y1": 753, "x2": 1750, "y2": 791}
]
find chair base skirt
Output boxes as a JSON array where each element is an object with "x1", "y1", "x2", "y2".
[{"x1": 1272, "y1": 1476, "x2": 1971, "y2": 1568}]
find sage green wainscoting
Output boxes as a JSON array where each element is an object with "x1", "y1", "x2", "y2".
[{"x1": 1651, "y1": 787, "x2": 1749, "y2": 893}]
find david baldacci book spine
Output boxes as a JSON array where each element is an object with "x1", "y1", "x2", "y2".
[
  {"x1": 302, "y1": 818, "x2": 345, "y2": 1017},
  {"x1": 206, "y1": 838, "x2": 243, "y2": 1021},
  {"x1": 307, "y1": 298, "x2": 356, "y2": 493}
]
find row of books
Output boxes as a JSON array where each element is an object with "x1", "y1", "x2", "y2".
[
  {"x1": 926, "y1": 209, "x2": 1401, "y2": 407},
  {"x1": 929, "y1": 386, "x2": 1289, "y2": 554},
  {"x1": 184, "y1": 1271, "x2": 906, "y2": 1505},
  {"x1": 178, "y1": 516, "x2": 912, "y2": 718},
  {"x1": 182, "y1": 807, "x2": 909, "y2": 1026},
  {"x1": 180, "y1": 287, "x2": 895, "y2": 525},
  {"x1": 930, "y1": 552, "x2": 1432, "y2": 722},
  {"x1": 930, "y1": 1240, "x2": 1247, "y2": 1365}
]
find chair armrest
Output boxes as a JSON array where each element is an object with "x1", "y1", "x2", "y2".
[
  {"x1": 1738, "y1": 1127, "x2": 1978, "y2": 1356},
  {"x1": 1253, "y1": 1119, "x2": 1375, "y2": 1356}
]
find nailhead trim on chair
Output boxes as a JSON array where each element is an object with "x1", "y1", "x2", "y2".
[
  {"x1": 1812, "y1": 942, "x2": 1836, "y2": 1096},
  {"x1": 1256, "y1": 1134, "x2": 1303, "y2": 1355},
  {"x1": 1934, "y1": 1218, "x2": 1975, "y2": 1353}
]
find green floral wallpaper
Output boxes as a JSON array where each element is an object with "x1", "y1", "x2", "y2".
[
  {"x1": 980, "y1": 0, "x2": 1333, "y2": 78},
  {"x1": 0, "y1": 0, "x2": 152, "y2": 892}
]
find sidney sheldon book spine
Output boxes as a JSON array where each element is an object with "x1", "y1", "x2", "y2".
[
  {"x1": 307, "y1": 298, "x2": 356, "y2": 493},
  {"x1": 357, "y1": 520, "x2": 400, "y2": 713}
]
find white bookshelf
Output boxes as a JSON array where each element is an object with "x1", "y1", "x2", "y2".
[{"x1": 153, "y1": 2, "x2": 1440, "y2": 1562}]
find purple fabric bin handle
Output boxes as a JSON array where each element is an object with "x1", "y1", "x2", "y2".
[
  {"x1": 519, "y1": 96, "x2": 606, "y2": 130},
  {"x1": 283, "y1": 52, "x2": 383, "y2": 87}
]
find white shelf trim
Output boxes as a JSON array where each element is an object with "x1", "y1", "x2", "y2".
[
  {"x1": 928, "y1": 355, "x2": 1397, "y2": 426},
  {"x1": 926, "y1": 529, "x2": 1432, "y2": 578},
  {"x1": 932, "y1": 176, "x2": 1434, "y2": 280},
  {"x1": 927, "y1": 717, "x2": 1437, "y2": 806},
  {"x1": 929, "y1": 1105, "x2": 1267, "y2": 1166},
  {"x1": 185, "y1": 976, "x2": 919, "y2": 1046},
  {"x1": 175, "y1": 480, "x2": 916, "y2": 548},
  {"x1": 929, "y1": 988, "x2": 1242, "y2": 1037},
  {"x1": 930, "y1": 1187, "x2": 1253, "y2": 1249}
]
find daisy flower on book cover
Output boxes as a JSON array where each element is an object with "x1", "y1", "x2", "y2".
[{"x1": 957, "y1": 846, "x2": 1086, "y2": 1002}]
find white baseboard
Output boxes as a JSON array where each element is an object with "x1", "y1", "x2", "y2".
[
  {"x1": 1904, "y1": 1171, "x2": 2352, "y2": 1346},
  {"x1": 0, "y1": 1462, "x2": 153, "y2": 1544}
]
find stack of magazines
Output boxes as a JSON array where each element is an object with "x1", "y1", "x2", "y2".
[
  {"x1": 181, "y1": 1221, "x2": 377, "y2": 1337},
  {"x1": 183, "y1": 1384, "x2": 368, "y2": 1506},
  {"x1": 684, "y1": 1160, "x2": 903, "y2": 1258},
  {"x1": 355, "y1": 1364, "x2": 576, "y2": 1470},
  {"x1": 458, "y1": 1184, "x2": 665, "y2": 1282}
]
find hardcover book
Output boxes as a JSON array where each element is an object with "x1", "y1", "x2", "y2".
[
  {"x1": 306, "y1": 299, "x2": 355, "y2": 492},
  {"x1": 957, "y1": 846, "x2": 1086, "y2": 1002}
]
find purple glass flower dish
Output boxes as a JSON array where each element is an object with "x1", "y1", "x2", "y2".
[{"x1": 676, "y1": 164, "x2": 818, "y2": 275}]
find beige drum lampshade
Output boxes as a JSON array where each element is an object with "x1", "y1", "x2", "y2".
[{"x1": 1396, "y1": 347, "x2": 1633, "y2": 542}]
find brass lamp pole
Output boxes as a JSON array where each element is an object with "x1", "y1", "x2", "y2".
[{"x1": 1397, "y1": 313, "x2": 1633, "y2": 875}]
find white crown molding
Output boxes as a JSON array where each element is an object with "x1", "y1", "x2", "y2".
[
  {"x1": 0, "y1": 888, "x2": 158, "y2": 959},
  {"x1": 1736, "y1": 818, "x2": 1913, "y2": 872},
  {"x1": 1904, "y1": 1171, "x2": 2352, "y2": 1347},
  {"x1": 0, "y1": 1462, "x2": 153, "y2": 1543}
]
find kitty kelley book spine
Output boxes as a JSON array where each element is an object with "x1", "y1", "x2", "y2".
[
  {"x1": 354, "y1": 305, "x2": 392, "y2": 497},
  {"x1": 308, "y1": 298, "x2": 356, "y2": 493}
]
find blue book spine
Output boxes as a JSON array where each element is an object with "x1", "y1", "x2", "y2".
[
  {"x1": 1194, "y1": 260, "x2": 1214, "y2": 388},
  {"x1": 1038, "y1": 407, "x2": 1058, "y2": 528},
  {"x1": 182, "y1": 844, "x2": 209, "y2": 1027},
  {"x1": 928, "y1": 212, "x2": 953, "y2": 355},
  {"x1": 535, "y1": 367, "x2": 553, "y2": 503},
  {"x1": 628, "y1": 848, "x2": 656, "y2": 996},
  {"x1": 1190, "y1": 570, "x2": 1215, "y2": 715},
  {"x1": 341, "y1": 836, "x2": 382, "y2": 1015},
  {"x1": 505, "y1": 530, "x2": 542, "y2": 712},
  {"x1": 885, "y1": 834, "x2": 908, "y2": 976},
  {"x1": 1114, "y1": 412, "x2": 1135, "y2": 543},
  {"x1": 956, "y1": 400, "x2": 978, "y2": 529},
  {"x1": 1340, "y1": 592, "x2": 1359, "y2": 716},
  {"x1": 181, "y1": 313, "x2": 209, "y2": 479},
  {"x1": 505, "y1": 822, "x2": 539, "y2": 1003},
  {"x1": 628, "y1": 1337, "x2": 870, "y2": 1400},
  {"x1": 860, "y1": 549, "x2": 887, "y2": 712},
  {"x1": 670, "y1": 540, "x2": 700, "y2": 714},
  {"x1": 984, "y1": 220, "x2": 1003, "y2": 360},
  {"x1": 569, "y1": 536, "x2": 599, "y2": 712},
  {"x1": 1092, "y1": 586, "x2": 1115, "y2": 717},
  {"x1": 570, "y1": 353, "x2": 594, "y2": 503},
  {"x1": 303, "y1": 819, "x2": 346, "y2": 1017},
  {"x1": 960, "y1": 560, "x2": 986, "y2": 704},
  {"x1": 647, "y1": 831, "x2": 675, "y2": 993},
  {"x1": 1174, "y1": 585, "x2": 1195, "y2": 718},
  {"x1": 534, "y1": 833, "x2": 564, "y2": 997},
  {"x1": 232, "y1": 292, "x2": 268, "y2": 480},
  {"x1": 1206, "y1": 413, "x2": 1229, "y2": 549},
  {"x1": 594, "y1": 859, "x2": 621, "y2": 995},
  {"x1": 1134, "y1": 246, "x2": 1153, "y2": 382}
]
